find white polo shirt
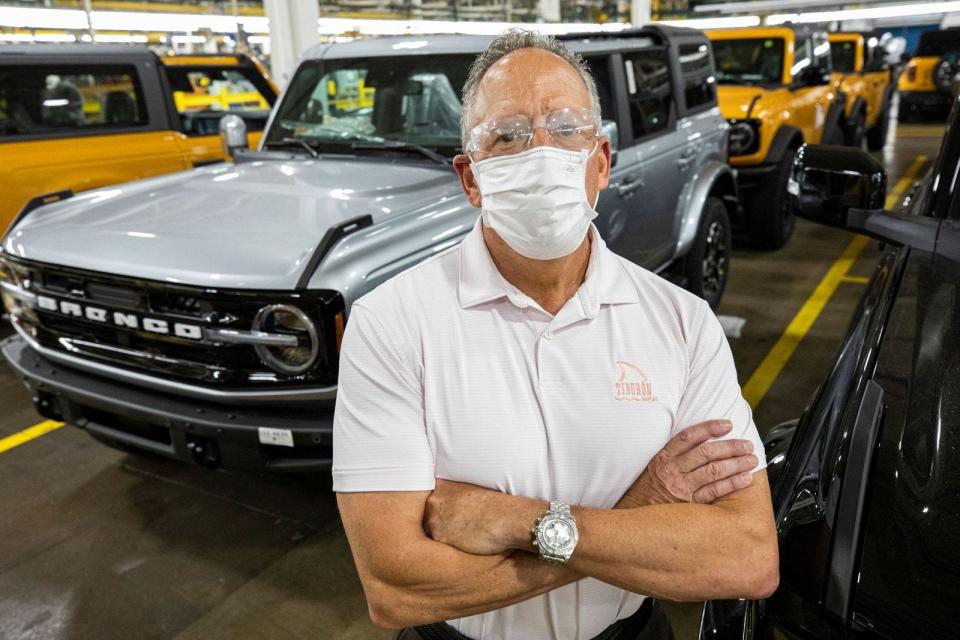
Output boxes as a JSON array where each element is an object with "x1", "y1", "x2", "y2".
[{"x1": 333, "y1": 219, "x2": 766, "y2": 640}]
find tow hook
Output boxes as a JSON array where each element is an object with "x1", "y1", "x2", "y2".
[{"x1": 185, "y1": 434, "x2": 220, "y2": 469}]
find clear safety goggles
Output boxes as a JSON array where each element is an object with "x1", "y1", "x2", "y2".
[{"x1": 465, "y1": 106, "x2": 600, "y2": 161}]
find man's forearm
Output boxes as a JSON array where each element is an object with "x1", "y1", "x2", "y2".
[
  {"x1": 360, "y1": 536, "x2": 578, "y2": 628},
  {"x1": 500, "y1": 476, "x2": 778, "y2": 602},
  {"x1": 566, "y1": 499, "x2": 778, "y2": 601}
]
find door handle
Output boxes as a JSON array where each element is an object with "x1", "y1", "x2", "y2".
[
  {"x1": 678, "y1": 155, "x2": 695, "y2": 170},
  {"x1": 617, "y1": 176, "x2": 644, "y2": 197}
]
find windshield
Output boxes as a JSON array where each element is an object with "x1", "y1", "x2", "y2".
[
  {"x1": 163, "y1": 64, "x2": 275, "y2": 136},
  {"x1": 830, "y1": 40, "x2": 857, "y2": 73},
  {"x1": 712, "y1": 38, "x2": 785, "y2": 85},
  {"x1": 916, "y1": 29, "x2": 960, "y2": 57},
  {"x1": 265, "y1": 55, "x2": 472, "y2": 154}
]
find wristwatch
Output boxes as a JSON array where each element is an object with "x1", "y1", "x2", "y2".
[{"x1": 532, "y1": 501, "x2": 579, "y2": 564}]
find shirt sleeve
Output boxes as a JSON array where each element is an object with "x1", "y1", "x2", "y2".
[
  {"x1": 673, "y1": 301, "x2": 767, "y2": 470},
  {"x1": 332, "y1": 302, "x2": 436, "y2": 492}
]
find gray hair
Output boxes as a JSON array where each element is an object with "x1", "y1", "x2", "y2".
[{"x1": 460, "y1": 28, "x2": 602, "y2": 148}]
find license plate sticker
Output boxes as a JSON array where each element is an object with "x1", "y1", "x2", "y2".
[{"x1": 258, "y1": 427, "x2": 294, "y2": 448}]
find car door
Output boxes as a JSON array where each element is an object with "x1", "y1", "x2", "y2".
[
  {"x1": 610, "y1": 47, "x2": 683, "y2": 268},
  {"x1": 0, "y1": 54, "x2": 191, "y2": 234}
]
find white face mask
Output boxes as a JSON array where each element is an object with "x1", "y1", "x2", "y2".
[{"x1": 471, "y1": 145, "x2": 599, "y2": 261}]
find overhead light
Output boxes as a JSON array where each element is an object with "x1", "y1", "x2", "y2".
[
  {"x1": 767, "y1": 1, "x2": 960, "y2": 25},
  {"x1": 0, "y1": 7, "x2": 87, "y2": 29},
  {"x1": 94, "y1": 34, "x2": 148, "y2": 43},
  {"x1": 315, "y1": 17, "x2": 628, "y2": 37},
  {"x1": 247, "y1": 35, "x2": 270, "y2": 44},
  {"x1": 0, "y1": 33, "x2": 35, "y2": 42},
  {"x1": 656, "y1": 16, "x2": 761, "y2": 29}
]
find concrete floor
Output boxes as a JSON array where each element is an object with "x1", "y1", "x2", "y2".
[{"x1": 0, "y1": 120, "x2": 945, "y2": 640}]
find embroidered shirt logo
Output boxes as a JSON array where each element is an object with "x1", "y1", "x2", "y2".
[{"x1": 615, "y1": 361, "x2": 658, "y2": 402}]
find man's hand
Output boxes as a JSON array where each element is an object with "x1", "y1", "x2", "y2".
[
  {"x1": 616, "y1": 420, "x2": 758, "y2": 508},
  {"x1": 424, "y1": 479, "x2": 544, "y2": 555}
]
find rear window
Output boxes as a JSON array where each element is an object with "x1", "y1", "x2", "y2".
[
  {"x1": 0, "y1": 64, "x2": 147, "y2": 138},
  {"x1": 830, "y1": 41, "x2": 857, "y2": 73},
  {"x1": 163, "y1": 64, "x2": 276, "y2": 136},
  {"x1": 916, "y1": 29, "x2": 960, "y2": 57}
]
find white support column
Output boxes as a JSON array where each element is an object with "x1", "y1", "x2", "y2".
[
  {"x1": 631, "y1": 0, "x2": 650, "y2": 26},
  {"x1": 263, "y1": 0, "x2": 320, "y2": 87}
]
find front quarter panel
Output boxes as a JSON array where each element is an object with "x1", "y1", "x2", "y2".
[{"x1": 305, "y1": 192, "x2": 478, "y2": 311}]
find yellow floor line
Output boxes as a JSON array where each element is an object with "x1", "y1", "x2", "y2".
[
  {"x1": 842, "y1": 276, "x2": 870, "y2": 284},
  {"x1": 0, "y1": 420, "x2": 65, "y2": 454},
  {"x1": 742, "y1": 154, "x2": 929, "y2": 410}
]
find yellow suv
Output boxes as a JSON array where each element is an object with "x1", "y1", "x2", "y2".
[
  {"x1": 707, "y1": 26, "x2": 844, "y2": 249},
  {"x1": 898, "y1": 27, "x2": 960, "y2": 121},
  {"x1": 0, "y1": 46, "x2": 278, "y2": 234},
  {"x1": 828, "y1": 32, "x2": 895, "y2": 150}
]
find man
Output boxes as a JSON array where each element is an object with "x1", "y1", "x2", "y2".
[{"x1": 334, "y1": 29, "x2": 778, "y2": 640}]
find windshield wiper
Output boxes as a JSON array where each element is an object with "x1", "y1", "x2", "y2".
[
  {"x1": 263, "y1": 137, "x2": 320, "y2": 158},
  {"x1": 351, "y1": 141, "x2": 450, "y2": 167}
]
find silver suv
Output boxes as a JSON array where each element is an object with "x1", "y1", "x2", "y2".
[{"x1": 1, "y1": 26, "x2": 735, "y2": 473}]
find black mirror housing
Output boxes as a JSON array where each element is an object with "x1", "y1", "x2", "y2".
[{"x1": 790, "y1": 144, "x2": 886, "y2": 228}]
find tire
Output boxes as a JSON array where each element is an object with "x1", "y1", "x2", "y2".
[
  {"x1": 866, "y1": 100, "x2": 891, "y2": 151},
  {"x1": 681, "y1": 196, "x2": 731, "y2": 311},
  {"x1": 844, "y1": 108, "x2": 866, "y2": 148},
  {"x1": 823, "y1": 123, "x2": 845, "y2": 145},
  {"x1": 745, "y1": 148, "x2": 797, "y2": 250}
]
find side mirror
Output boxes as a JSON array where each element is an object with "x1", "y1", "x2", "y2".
[
  {"x1": 790, "y1": 143, "x2": 939, "y2": 250},
  {"x1": 790, "y1": 144, "x2": 886, "y2": 226},
  {"x1": 219, "y1": 114, "x2": 248, "y2": 161},
  {"x1": 601, "y1": 119, "x2": 619, "y2": 168}
]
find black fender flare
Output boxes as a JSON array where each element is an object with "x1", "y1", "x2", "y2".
[
  {"x1": 2, "y1": 189, "x2": 73, "y2": 243},
  {"x1": 822, "y1": 100, "x2": 845, "y2": 143},
  {"x1": 848, "y1": 96, "x2": 867, "y2": 123},
  {"x1": 763, "y1": 125, "x2": 803, "y2": 165}
]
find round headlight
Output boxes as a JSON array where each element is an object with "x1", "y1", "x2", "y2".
[
  {"x1": 251, "y1": 304, "x2": 319, "y2": 375},
  {"x1": 728, "y1": 121, "x2": 756, "y2": 155}
]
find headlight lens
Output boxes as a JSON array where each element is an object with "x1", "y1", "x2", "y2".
[
  {"x1": 728, "y1": 120, "x2": 759, "y2": 155},
  {"x1": 251, "y1": 304, "x2": 319, "y2": 375}
]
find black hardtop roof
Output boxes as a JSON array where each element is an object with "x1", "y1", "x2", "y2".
[{"x1": 0, "y1": 43, "x2": 155, "y2": 59}]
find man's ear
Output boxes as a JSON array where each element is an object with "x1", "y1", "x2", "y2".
[
  {"x1": 453, "y1": 154, "x2": 483, "y2": 209},
  {"x1": 596, "y1": 137, "x2": 612, "y2": 191}
]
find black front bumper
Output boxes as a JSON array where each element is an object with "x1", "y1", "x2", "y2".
[
  {"x1": 1, "y1": 334, "x2": 334, "y2": 474},
  {"x1": 899, "y1": 90, "x2": 951, "y2": 113}
]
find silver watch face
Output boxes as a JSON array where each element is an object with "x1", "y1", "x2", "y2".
[{"x1": 537, "y1": 514, "x2": 578, "y2": 556}]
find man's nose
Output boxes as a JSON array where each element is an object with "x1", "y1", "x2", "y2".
[{"x1": 530, "y1": 125, "x2": 552, "y2": 148}]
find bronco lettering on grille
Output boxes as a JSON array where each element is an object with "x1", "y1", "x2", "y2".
[{"x1": 36, "y1": 294, "x2": 203, "y2": 340}]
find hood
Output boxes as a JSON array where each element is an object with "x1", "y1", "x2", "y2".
[
  {"x1": 2, "y1": 156, "x2": 461, "y2": 290},
  {"x1": 716, "y1": 84, "x2": 795, "y2": 122}
]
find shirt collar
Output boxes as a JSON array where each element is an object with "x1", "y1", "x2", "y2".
[{"x1": 457, "y1": 219, "x2": 640, "y2": 316}]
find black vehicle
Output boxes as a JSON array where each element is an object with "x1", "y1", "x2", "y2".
[{"x1": 700, "y1": 93, "x2": 960, "y2": 638}]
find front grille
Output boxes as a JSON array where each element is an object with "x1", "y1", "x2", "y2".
[{"x1": 4, "y1": 257, "x2": 343, "y2": 391}]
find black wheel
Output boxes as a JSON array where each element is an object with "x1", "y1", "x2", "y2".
[
  {"x1": 866, "y1": 100, "x2": 891, "y2": 151},
  {"x1": 844, "y1": 108, "x2": 866, "y2": 147},
  {"x1": 681, "y1": 196, "x2": 730, "y2": 311},
  {"x1": 745, "y1": 148, "x2": 797, "y2": 250}
]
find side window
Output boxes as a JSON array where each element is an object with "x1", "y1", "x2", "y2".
[
  {"x1": 622, "y1": 49, "x2": 672, "y2": 142},
  {"x1": 678, "y1": 42, "x2": 715, "y2": 112},
  {"x1": 583, "y1": 56, "x2": 614, "y2": 121},
  {"x1": 812, "y1": 36, "x2": 831, "y2": 70},
  {"x1": 0, "y1": 64, "x2": 147, "y2": 138},
  {"x1": 791, "y1": 37, "x2": 813, "y2": 80},
  {"x1": 164, "y1": 65, "x2": 274, "y2": 136}
]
